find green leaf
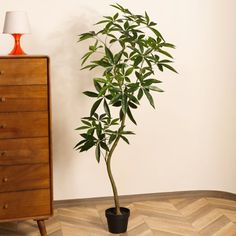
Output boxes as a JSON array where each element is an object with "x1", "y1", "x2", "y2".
[
  {"x1": 127, "y1": 106, "x2": 137, "y2": 125},
  {"x1": 89, "y1": 45, "x2": 96, "y2": 51},
  {"x1": 159, "y1": 59, "x2": 173, "y2": 63},
  {"x1": 110, "y1": 3, "x2": 124, "y2": 11},
  {"x1": 90, "y1": 99, "x2": 103, "y2": 116},
  {"x1": 93, "y1": 113, "x2": 99, "y2": 119},
  {"x1": 105, "y1": 46, "x2": 114, "y2": 63},
  {"x1": 109, "y1": 93, "x2": 121, "y2": 105},
  {"x1": 93, "y1": 60, "x2": 111, "y2": 67},
  {"x1": 114, "y1": 50, "x2": 123, "y2": 64},
  {"x1": 145, "y1": 11, "x2": 150, "y2": 25},
  {"x1": 111, "y1": 118, "x2": 120, "y2": 125},
  {"x1": 94, "y1": 78, "x2": 106, "y2": 83},
  {"x1": 157, "y1": 64, "x2": 163, "y2": 72},
  {"x1": 125, "y1": 67, "x2": 134, "y2": 76},
  {"x1": 119, "y1": 108, "x2": 124, "y2": 121},
  {"x1": 144, "y1": 48, "x2": 153, "y2": 56},
  {"x1": 127, "y1": 82, "x2": 139, "y2": 90},
  {"x1": 93, "y1": 81, "x2": 102, "y2": 92},
  {"x1": 87, "y1": 128, "x2": 95, "y2": 135},
  {"x1": 78, "y1": 31, "x2": 96, "y2": 42},
  {"x1": 95, "y1": 20, "x2": 110, "y2": 25},
  {"x1": 113, "y1": 101, "x2": 122, "y2": 107},
  {"x1": 120, "y1": 135, "x2": 130, "y2": 144},
  {"x1": 113, "y1": 12, "x2": 119, "y2": 20},
  {"x1": 100, "y1": 142, "x2": 109, "y2": 151},
  {"x1": 123, "y1": 76, "x2": 130, "y2": 82},
  {"x1": 80, "y1": 132, "x2": 95, "y2": 140},
  {"x1": 81, "y1": 120, "x2": 91, "y2": 126},
  {"x1": 121, "y1": 94, "x2": 128, "y2": 114},
  {"x1": 135, "y1": 71, "x2": 143, "y2": 82},
  {"x1": 80, "y1": 141, "x2": 95, "y2": 152},
  {"x1": 98, "y1": 85, "x2": 108, "y2": 97},
  {"x1": 134, "y1": 55, "x2": 143, "y2": 67},
  {"x1": 103, "y1": 99, "x2": 111, "y2": 117},
  {"x1": 161, "y1": 64, "x2": 178, "y2": 73},
  {"x1": 144, "y1": 57, "x2": 153, "y2": 70},
  {"x1": 158, "y1": 49, "x2": 173, "y2": 59},
  {"x1": 81, "y1": 64, "x2": 98, "y2": 70},
  {"x1": 81, "y1": 51, "x2": 93, "y2": 66},
  {"x1": 137, "y1": 88, "x2": 143, "y2": 100},
  {"x1": 113, "y1": 23, "x2": 123, "y2": 30},
  {"x1": 96, "y1": 122, "x2": 102, "y2": 137},
  {"x1": 154, "y1": 55, "x2": 160, "y2": 63},
  {"x1": 75, "y1": 126, "x2": 90, "y2": 130},
  {"x1": 110, "y1": 38, "x2": 117, "y2": 44},
  {"x1": 144, "y1": 89, "x2": 155, "y2": 108},
  {"x1": 83, "y1": 91, "x2": 98, "y2": 97},
  {"x1": 148, "y1": 86, "x2": 164, "y2": 92},
  {"x1": 121, "y1": 131, "x2": 135, "y2": 135},
  {"x1": 149, "y1": 27, "x2": 164, "y2": 41},
  {"x1": 74, "y1": 139, "x2": 86, "y2": 149},
  {"x1": 103, "y1": 16, "x2": 113, "y2": 20},
  {"x1": 128, "y1": 101, "x2": 137, "y2": 109},
  {"x1": 95, "y1": 144, "x2": 101, "y2": 163},
  {"x1": 160, "y1": 42, "x2": 176, "y2": 49},
  {"x1": 119, "y1": 39, "x2": 125, "y2": 48},
  {"x1": 106, "y1": 129, "x2": 116, "y2": 134},
  {"x1": 144, "y1": 79, "x2": 162, "y2": 86},
  {"x1": 82, "y1": 116, "x2": 95, "y2": 121},
  {"x1": 124, "y1": 21, "x2": 129, "y2": 30},
  {"x1": 109, "y1": 134, "x2": 117, "y2": 144},
  {"x1": 129, "y1": 94, "x2": 140, "y2": 105},
  {"x1": 104, "y1": 21, "x2": 113, "y2": 32},
  {"x1": 149, "y1": 21, "x2": 157, "y2": 26},
  {"x1": 99, "y1": 113, "x2": 107, "y2": 120}
]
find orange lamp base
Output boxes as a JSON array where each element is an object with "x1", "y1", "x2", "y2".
[{"x1": 9, "y1": 34, "x2": 26, "y2": 55}]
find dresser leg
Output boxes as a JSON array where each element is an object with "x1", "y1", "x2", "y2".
[{"x1": 37, "y1": 220, "x2": 47, "y2": 236}]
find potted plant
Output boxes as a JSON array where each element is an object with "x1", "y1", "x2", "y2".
[{"x1": 75, "y1": 3, "x2": 177, "y2": 234}]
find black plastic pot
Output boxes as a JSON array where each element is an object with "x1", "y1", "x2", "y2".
[{"x1": 105, "y1": 207, "x2": 130, "y2": 234}]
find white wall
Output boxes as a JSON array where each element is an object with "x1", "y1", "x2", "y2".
[{"x1": 1, "y1": 0, "x2": 235, "y2": 200}]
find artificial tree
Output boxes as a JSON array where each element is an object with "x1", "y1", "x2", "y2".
[{"x1": 75, "y1": 3, "x2": 176, "y2": 218}]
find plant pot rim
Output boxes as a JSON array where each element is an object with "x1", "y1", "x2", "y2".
[{"x1": 105, "y1": 207, "x2": 130, "y2": 217}]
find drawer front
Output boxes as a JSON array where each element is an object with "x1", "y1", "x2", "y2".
[
  {"x1": 0, "y1": 137, "x2": 49, "y2": 165},
  {"x1": 0, "y1": 85, "x2": 48, "y2": 112},
  {"x1": 0, "y1": 58, "x2": 48, "y2": 86},
  {"x1": 0, "y1": 189, "x2": 51, "y2": 220},
  {"x1": 0, "y1": 112, "x2": 48, "y2": 139},
  {"x1": 0, "y1": 164, "x2": 50, "y2": 192}
]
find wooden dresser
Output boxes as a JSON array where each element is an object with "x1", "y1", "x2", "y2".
[{"x1": 0, "y1": 56, "x2": 53, "y2": 236}]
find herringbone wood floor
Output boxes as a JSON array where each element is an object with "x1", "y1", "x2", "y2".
[{"x1": 0, "y1": 196, "x2": 236, "y2": 235}]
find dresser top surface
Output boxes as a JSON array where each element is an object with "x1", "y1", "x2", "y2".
[{"x1": 0, "y1": 55, "x2": 49, "y2": 59}]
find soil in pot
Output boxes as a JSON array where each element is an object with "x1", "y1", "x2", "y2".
[{"x1": 105, "y1": 207, "x2": 130, "y2": 234}]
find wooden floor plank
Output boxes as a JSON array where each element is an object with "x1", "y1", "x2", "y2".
[{"x1": 0, "y1": 196, "x2": 236, "y2": 235}]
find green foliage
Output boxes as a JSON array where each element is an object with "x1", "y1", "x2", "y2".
[{"x1": 75, "y1": 3, "x2": 177, "y2": 162}]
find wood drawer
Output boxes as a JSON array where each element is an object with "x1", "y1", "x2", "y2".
[
  {"x1": 0, "y1": 137, "x2": 49, "y2": 165},
  {"x1": 0, "y1": 85, "x2": 48, "y2": 112},
  {"x1": 0, "y1": 58, "x2": 48, "y2": 86},
  {"x1": 0, "y1": 164, "x2": 50, "y2": 192},
  {"x1": 0, "y1": 112, "x2": 48, "y2": 139},
  {"x1": 0, "y1": 189, "x2": 51, "y2": 220}
]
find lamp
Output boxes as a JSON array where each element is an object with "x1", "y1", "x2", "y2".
[{"x1": 3, "y1": 11, "x2": 30, "y2": 55}]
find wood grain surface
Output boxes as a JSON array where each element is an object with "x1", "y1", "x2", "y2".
[
  {"x1": 0, "y1": 56, "x2": 53, "y2": 236},
  {"x1": 0, "y1": 85, "x2": 48, "y2": 112},
  {"x1": 0, "y1": 137, "x2": 49, "y2": 165},
  {"x1": 0, "y1": 193, "x2": 236, "y2": 235},
  {"x1": 0, "y1": 58, "x2": 47, "y2": 86},
  {"x1": 0, "y1": 111, "x2": 49, "y2": 139}
]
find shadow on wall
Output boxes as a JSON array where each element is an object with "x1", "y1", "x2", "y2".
[{"x1": 41, "y1": 10, "x2": 102, "y2": 168}]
